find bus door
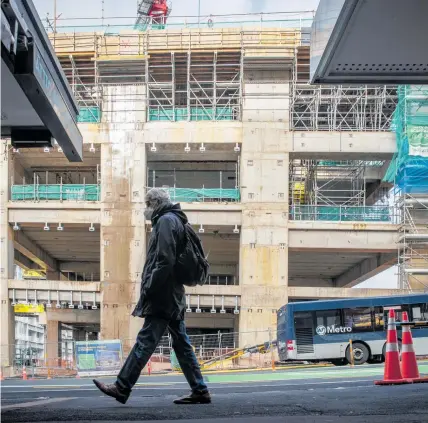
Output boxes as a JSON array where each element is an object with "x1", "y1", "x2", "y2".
[{"x1": 294, "y1": 311, "x2": 316, "y2": 359}]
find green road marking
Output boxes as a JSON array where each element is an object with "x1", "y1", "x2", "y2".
[{"x1": 205, "y1": 364, "x2": 428, "y2": 384}]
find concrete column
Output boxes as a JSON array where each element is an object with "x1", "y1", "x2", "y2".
[
  {"x1": 1, "y1": 144, "x2": 16, "y2": 375},
  {"x1": 238, "y1": 127, "x2": 289, "y2": 347},
  {"x1": 100, "y1": 87, "x2": 147, "y2": 351},
  {"x1": 46, "y1": 320, "x2": 60, "y2": 366}
]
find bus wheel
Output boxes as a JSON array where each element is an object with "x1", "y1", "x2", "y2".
[{"x1": 346, "y1": 342, "x2": 369, "y2": 365}]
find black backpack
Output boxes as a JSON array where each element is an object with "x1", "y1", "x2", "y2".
[{"x1": 176, "y1": 223, "x2": 209, "y2": 287}]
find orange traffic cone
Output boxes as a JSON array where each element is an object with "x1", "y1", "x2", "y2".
[
  {"x1": 147, "y1": 360, "x2": 152, "y2": 376},
  {"x1": 375, "y1": 309, "x2": 410, "y2": 385},
  {"x1": 0, "y1": 367, "x2": 4, "y2": 381},
  {"x1": 401, "y1": 311, "x2": 428, "y2": 383},
  {"x1": 22, "y1": 366, "x2": 28, "y2": 381}
]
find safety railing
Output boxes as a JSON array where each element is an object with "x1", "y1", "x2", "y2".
[
  {"x1": 289, "y1": 205, "x2": 399, "y2": 223},
  {"x1": 11, "y1": 184, "x2": 101, "y2": 202},
  {"x1": 148, "y1": 106, "x2": 238, "y2": 122},
  {"x1": 47, "y1": 15, "x2": 313, "y2": 35},
  {"x1": 2, "y1": 329, "x2": 279, "y2": 377},
  {"x1": 166, "y1": 187, "x2": 240, "y2": 203}
]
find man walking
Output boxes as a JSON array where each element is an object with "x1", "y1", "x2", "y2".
[{"x1": 93, "y1": 188, "x2": 211, "y2": 405}]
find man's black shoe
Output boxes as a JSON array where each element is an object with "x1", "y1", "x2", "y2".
[
  {"x1": 173, "y1": 391, "x2": 212, "y2": 405},
  {"x1": 93, "y1": 379, "x2": 129, "y2": 404}
]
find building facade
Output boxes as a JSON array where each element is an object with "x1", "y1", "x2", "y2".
[{"x1": 1, "y1": 25, "x2": 415, "y2": 372}]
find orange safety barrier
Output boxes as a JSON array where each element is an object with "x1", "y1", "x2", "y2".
[{"x1": 375, "y1": 309, "x2": 410, "y2": 386}]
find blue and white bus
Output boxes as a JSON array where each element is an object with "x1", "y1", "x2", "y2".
[{"x1": 277, "y1": 294, "x2": 428, "y2": 365}]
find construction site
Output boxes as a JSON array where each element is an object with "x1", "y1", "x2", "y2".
[{"x1": 1, "y1": 0, "x2": 428, "y2": 377}]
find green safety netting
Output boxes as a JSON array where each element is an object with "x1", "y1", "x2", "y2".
[
  {"x1": 11, "y1": 185, "x2": 100, "y2": 201},
  {"x1": 384, "y1": 85, "x2": 428, "y2": 190},
  {"x1": 318, "y1": 160, "x2": 384, "y2": 167},
  {"x1": 78, "y1": 107, "x2": 101, "y2": 123},
  {"x1": 148, "y1": 107, "x2": 235, "y2": 122},
  {"x1": 290, "y1": 206, "x2": 391, "y2": 222},
  {"x1": 165, "y1": 188, "x2": 240, "y2": 202}
]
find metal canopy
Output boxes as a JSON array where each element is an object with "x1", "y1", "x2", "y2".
[
  {"x1": 1, "y1": 0, "x2": 82, "y2": 161},
  {"x1": 310, "y1": 0, "x2": 428, "y2": 84}
]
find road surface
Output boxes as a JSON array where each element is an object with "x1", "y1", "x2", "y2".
[{"x1": 2, "y1": 362, "x2": 428, "y2": 422}]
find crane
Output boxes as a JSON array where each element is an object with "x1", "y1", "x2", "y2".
[{"x1": 135, "y1": 0, "x2": 171, "y2": 31}]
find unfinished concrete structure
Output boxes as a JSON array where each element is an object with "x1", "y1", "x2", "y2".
[{"x1": 1, "y1": 23, "x2": 416, "y2": 372}]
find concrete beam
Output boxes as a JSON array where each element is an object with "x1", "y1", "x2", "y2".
[
  {"x1": 288, "y1": 226, "x2": 397, "y2": 252},
  {"x1": 288, "y1": 287, "x2": 416, "y2": 299},
  {"x1": 9, "y1": 208, "x2": 101, "y2": 224},
  {"x1": 46, "y1": 309, "x2": 100, "y2": 325},
  {"x1": 14, "y1": 230, "x2": 57, "y2": 271},
  {"x1": 59, "y1": 262, "x2": 100, "y2": 273},
  {"x1": 8, "y1": 279, "x2": 100, "y2": 303},
  {"x1": 186, "y1": 285, "x2": 242, "y2": 297},
  {"x1": 333, "y1": 253, "x2": 397, "y2": 288},
  {"x1": 288, "y1": 277, "x2": 333, "y2": 287},
  {"x1": 14, "y1": 250, "x2": 42, "y2": 271},
  {"x1": 290, "y1": 132, "x2": 395, "y2": 159}
]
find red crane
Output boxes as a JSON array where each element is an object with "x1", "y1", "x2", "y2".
[{"x1": 135, "y1": 0, "x2": 171, "y2": 30}]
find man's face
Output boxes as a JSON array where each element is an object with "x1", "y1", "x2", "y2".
[{"x1": 144, "y1": 198, "x2": 156, "y2": 220}]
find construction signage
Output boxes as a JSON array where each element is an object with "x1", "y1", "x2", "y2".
[
  {"x1": 75, "y1": 340, "x2": 123, "y2": 377},
  {"x1": 14, "y1": 304, "x2": 45, "y2": 314}
]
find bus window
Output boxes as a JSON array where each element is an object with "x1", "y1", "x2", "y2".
[
  {"x1": 294, "y1": 311, "x2": 313, "y2": 329},
  {"x1": 374, "y1": 307, "x2": 385, "y2": 331},
  {"x1": 316, "y1": 309, "x2": 341, "y2": 328},
  {"x1": 343, "y1": 307, "x2": 373, "y2": 332},
  {"x1": 411, "y1": 303, "x2": 428, "y2": 326}
]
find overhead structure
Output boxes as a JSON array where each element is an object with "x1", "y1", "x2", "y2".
[
  {"x1": 310, "y1": 0, "x2": 428, "y2": 85},
  {"x1": 135, "y1": 0, "x2": 171, "y2": 31},
  {"x1": 1, "y1": 0, "x2": 83, "y2": 161}
]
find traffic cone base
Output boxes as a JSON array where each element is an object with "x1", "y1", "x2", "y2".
[
  {"x1": 374, "y1": 378, "x2": 412, "y2": 386},
  {"x1": 400, "y1": 311, "x2": 420, "y2": 381}
]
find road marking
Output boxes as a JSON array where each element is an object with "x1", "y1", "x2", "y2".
[
  {"x1": 1, "y1": 378, "x2": 376, "y2": 394},
  {"x1": 1, "y1": 397, "x2": 76, "y2": 410}
]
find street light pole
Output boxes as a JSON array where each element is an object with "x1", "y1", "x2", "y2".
[
  {"x1": 198, "y1": 0, "x2": 200, "y2": 28},
  {"x1": 53, "y1": 0, "x2": 57, "y2": 33}
]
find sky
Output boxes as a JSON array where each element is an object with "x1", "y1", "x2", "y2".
[
  {"x1": 33, "y1": 0, "x2": 320, "y2": 29},
  {"x1": 31, "y1": 0, "x2": 398, "y2": 290}
]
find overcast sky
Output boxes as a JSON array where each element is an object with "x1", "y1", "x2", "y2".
[{"x1": 33, "y1": 0, "x2": 320, "y2": 28}]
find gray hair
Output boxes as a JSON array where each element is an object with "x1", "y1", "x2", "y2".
[{"x1": 145, "y1": 188, "x2": 171, "y2": 205}]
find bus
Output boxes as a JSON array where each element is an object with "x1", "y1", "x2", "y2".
[{"x1": 277, "y1": 294, "x2": 428, "y2": 365}]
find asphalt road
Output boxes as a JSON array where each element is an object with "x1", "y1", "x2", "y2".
[{"x1": 2, "y1": 363, "x2": 428, "y2": 422}]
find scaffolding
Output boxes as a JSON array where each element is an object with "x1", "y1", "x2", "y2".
[
  {"x1": 48, "y1": 27, "x2": 300, "y2": 123},
  {"x1": 289, "y1": 159, "x2": 393, "y2": 222},
  {"x1": 147, "y1": 51, "x2": 241, "y2": 121},
  {"x1": 386, "y1": 86, "x2": 428, "y2": 291},
  {"x1": 291, "y1": 46, "x2": 398, "y2": 131}
]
